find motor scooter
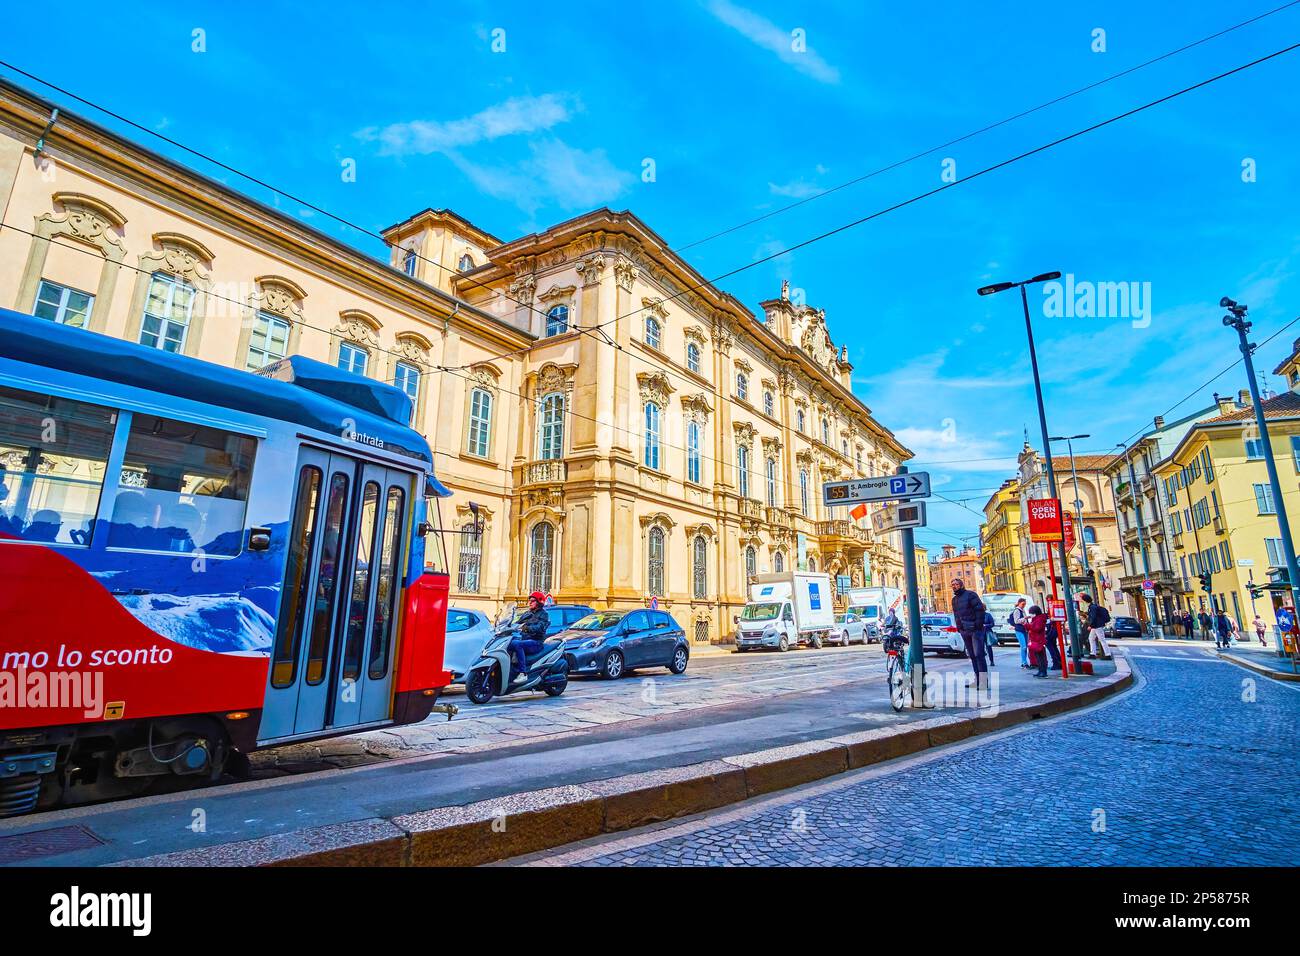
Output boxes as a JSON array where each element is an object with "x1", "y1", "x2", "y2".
[{"x1": 464, "y1": 628, "x2": 569, "y2": 704}]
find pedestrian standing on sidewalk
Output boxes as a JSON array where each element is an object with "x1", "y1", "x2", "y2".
[
  {"x1": 950, "y1": 578, "x2": 988, "y2": 689},
  {"x1": 1009, "y1": 598, "x2": 1030, "y2": 668},
  {"x1": 1079, "y1": 593, "x2": 1112, "y2": 659},
  {"x1": 1183, "y1": 609, "x2": 1195, "y2": 639},
  {"x1": 1026, "y1": 605, "x2": 1050, "y2": 677},
  {"x1": 1198, "y1": 609, "x2": 1213, "y2": 642},
  {"x1": 983, "y1": 609, "x2": 997, "y2": 668},
  {"x1": 1254, "y1": 614, "x2": 1267, "y2": 646},
  {"x1": 1214, "y1": 610, "x2": 1232, "y2": 650}
]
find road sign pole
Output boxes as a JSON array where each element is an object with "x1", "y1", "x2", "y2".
[{"x1": 898, "y1": 466, "x2": 926, "y2": 706}]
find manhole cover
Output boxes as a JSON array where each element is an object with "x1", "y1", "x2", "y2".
[{"x1": 0, "y1": 825, "x2": 105, "y2": 864}]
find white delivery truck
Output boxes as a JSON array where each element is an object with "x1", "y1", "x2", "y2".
[
  {"x1": 982, "y1": 591, "x2": 1033, "y2": 645},
  {"x1": 735, "y1": 572, "x2": 836, "y2": 651},
  {"x1": 845, "y1": 586, "x2": 905, "y2": 642}
]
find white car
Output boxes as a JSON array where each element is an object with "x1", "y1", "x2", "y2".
[
  {"x1": 829, "y1": 611, "x2": 869, "y2": 646},
  {"x1": 920, "y1": 613, "x2": 966, "y2": 655},
  {"x1": 443, "y1": 607, "x2": 497, "y2": 683}
]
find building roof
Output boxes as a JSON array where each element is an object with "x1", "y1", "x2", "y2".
[
  {"x1": 1048, "y1": 454, "x2": 1115, "y2": 472},
  {"x1": 1197, "y1": 390, "x2": 1300, "y2": 425}
]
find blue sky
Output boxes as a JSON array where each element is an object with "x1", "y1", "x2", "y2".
[{"x1": 4, "y1": 0, "x2": 1299, "y2": 554}]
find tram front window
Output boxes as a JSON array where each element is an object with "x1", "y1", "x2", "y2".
[
  {"x1": 107, "y1": 414, "x2": 256, "y2": 556},
  {"x1": 0, "y1": 384, "x2": 116, "y2": 546}
]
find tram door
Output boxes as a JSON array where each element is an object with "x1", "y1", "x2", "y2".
[{"x1": 260, "y1": 448, "x2": 413, "y2": 741}]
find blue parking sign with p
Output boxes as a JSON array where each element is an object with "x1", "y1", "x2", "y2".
[{"x1": 889, "y1": 477, "x2": 905, "y2": 495}]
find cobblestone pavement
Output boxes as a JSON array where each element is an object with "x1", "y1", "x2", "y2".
[
  {"x1": 525, "y1": 646, "x2": 1300, "y2": 866},
  {"x1": 248, "y1": 642, "x2": 893, "y2": 775}
]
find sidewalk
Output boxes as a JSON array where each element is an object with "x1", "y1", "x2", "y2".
[
  {"x1": 1219, "y1": 643, "x2": 1300, "y2": 681},
  {"x1": 0, "y1": 652, "x2": 1130, "y2": 867}
]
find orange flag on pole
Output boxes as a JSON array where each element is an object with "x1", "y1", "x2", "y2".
[{"x1": 850, "y1": 502, "x2": 868, "y2": 522}]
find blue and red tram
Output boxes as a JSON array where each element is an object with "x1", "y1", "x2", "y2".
[{"x1": 0, "y1": 307, "x2": 454, "y2": 815}]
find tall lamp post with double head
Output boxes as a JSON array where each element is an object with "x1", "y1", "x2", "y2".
[
  {"x1": 1222, "y1": 296, "x2": 1300, "y2": 620},
  {"x1": 978, "y1": 271, "x2": 1082, "y2": 664}
]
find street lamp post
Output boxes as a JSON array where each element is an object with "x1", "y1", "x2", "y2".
[
  {"x1": 1222, "y1": 296, "x2": 1300, "y2": 619},
  {"x1": 978, "y1": 272, "x2": 1082, "y2": 665}
]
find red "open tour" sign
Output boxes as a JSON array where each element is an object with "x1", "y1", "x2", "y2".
[{"x1": 1027, "y1": 497, "x2": 1065, "y2": 543}]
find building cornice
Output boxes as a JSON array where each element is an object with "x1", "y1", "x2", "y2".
[{"x1": 0, "y1": 77, "x2": 528, "y2": 353}]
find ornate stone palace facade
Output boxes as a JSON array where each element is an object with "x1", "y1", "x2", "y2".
[{"x1": 0, "y1": 78, "x2": 910, "y2": 645}]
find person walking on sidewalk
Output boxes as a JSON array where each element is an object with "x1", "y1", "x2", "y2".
[
  {"x1": 1026, "y1": 605, "x2": 1050, "y2": 677},
  {"x1": 1254, "y1": 614, "x2": 1267, "y2": 646},
  {"x1": 950, "y1": 578, "x2": 988, "y2": 689},
  {"x1": 1079, "y1": 593, "x2": 1112, "y2": 659},
  {"x1": 1198, "y1": 609, "x2": 1213, "y2": 642},
  {"x1": 1009, "y1": 598, "x2": 1030, "y2": 668}
]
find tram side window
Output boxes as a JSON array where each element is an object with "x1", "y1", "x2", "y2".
[
  {"x1": 106, "y1": 414, "x2": 256, "y2": 556},
  {"x1": 0, "y1": 385, "x2": 116, "y2": 547}
]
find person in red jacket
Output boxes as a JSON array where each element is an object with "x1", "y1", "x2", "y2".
[{"x1": 1026, "y1": 605, "x2": 1050, "y2": 678}]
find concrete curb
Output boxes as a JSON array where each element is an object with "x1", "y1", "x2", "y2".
[
  {"x1": 1219, "y1": 652, "x2": 1300, "y2": 682},
  {"x1": 117, "y1": 658, "x2": 1132, "y2": 868}
]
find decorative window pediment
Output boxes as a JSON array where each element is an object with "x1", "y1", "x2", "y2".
[
  {"x1": 150, "y1": 232, "x2": 214, "y2": 285},
  {"x1": 253, "y1": 275, "x2": 307, "y2": 320},
  {"x1": 335, "y1": 308, "x2": 381, "y2": 347},
  {"x1": 733, "y1": 421, "x2": 757, "y2": 446},
  {"x1": 538, "y1": 283, "x2": 577, "y2": 304},
  {"x1": 637, "y1": 370, "x2": 674, "y2": 407},
  {"x1": 469, "y1": 362, "x2": 502, "y2": 392},
  {"x1": 683, "y1": 325, "x2": 707, "y2": 347},
  {"x1": 395, "y1": 331, "x2": 433, "y2": 365},
  {"x1": 639, "y1": 512, "x2": 677, "y2": 532},
  {"x1": 681, "y1": 392, "x2": 713, "y2": 423}
]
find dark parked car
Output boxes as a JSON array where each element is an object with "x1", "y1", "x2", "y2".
[
  {"x1": 1106, "y1": 616, "x2": 1142, "y2": 639},
  {"x1": 553, "y1": 609, "x2": 690, "y2": 679},
  {"x1": 494, "y1": 603, "x2": 594, "y2": 638}
]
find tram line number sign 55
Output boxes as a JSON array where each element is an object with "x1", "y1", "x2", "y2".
[{"x1": 823, "y1": 473, "x2": 931, "y2": 507}]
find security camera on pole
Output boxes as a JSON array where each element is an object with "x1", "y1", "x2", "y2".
[{"x1": 1221, "y1": 296, "x2": 1300, "y2": 619}]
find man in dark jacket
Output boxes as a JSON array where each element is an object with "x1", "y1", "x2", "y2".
[
  {"x1": 1198, "y1": 610, "x2": 1213, "y2": 642},
  {"x1": 950, "y1": 578, "x2": 988, "y2": 688},
  {"x1": 1214, "y1": 610, "x2": 1232, "y2": 649},
  {"x1": 510, "y1": 591, "x2": 550, "y2": 682}
]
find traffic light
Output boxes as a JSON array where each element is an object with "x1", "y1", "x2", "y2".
[
  {"x1": 1198, "y1": 572, "x2": 1213, "y2": 594},
  {"x1": 1248, "y1": 581, "x2": 1265, "y2": 600}
]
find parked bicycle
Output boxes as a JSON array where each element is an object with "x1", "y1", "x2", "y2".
[{"x1": 882, "y1": 622, "x2": 911, "y2": 711}]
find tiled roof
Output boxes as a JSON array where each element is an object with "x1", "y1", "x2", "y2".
[
  {"x1": 1048, "y1": 454, "x2": 1117, "y2": 472},
  {"x1": 1197, "y1": 390, "x2": 1300, "y2": 425}
]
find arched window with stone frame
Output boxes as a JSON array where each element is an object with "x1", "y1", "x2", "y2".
[
  {"x1": 457, "y1": 521, "x2": 482, "y2": 592},
  {"x1": 686, "y1": 341, "x2": 701, "y2": 374},
  {"x1": 329, "y1": 309, "x2": 382, "y2": 379},
  {"x1": 644, "y1": 402, "x2": 662, "y2": 470},
  {"x1": 537, "y1": 391, "x2": 565, "y2": 460},
  {"x1": 235, "y1": 275, "x2": 307, "y2": 372},
  {"x1": 774, "y1": 551, "x2": 785, "y2": 573},
  {"x1": 529, "y1": 521, "x2": 556, "y2": 594},
  {"x1": 745, "y1": 545, "x2": 757, "y2": 579},
  {"x1": 647, "y1": 525, "x2": 667, "y2": 596},
  {"x1": 123, "y1": 232, "x2": 215, "y2": 358},
  {"x1": 692, "y1": 534, "x2": 708, "y2": 600},
  {"x1": 17, "y1": 192, "x2": 128, "y2": 336}
]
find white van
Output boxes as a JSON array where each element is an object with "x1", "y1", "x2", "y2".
[
  {"x1": 982, "y1": 591, "x2": 1032, "y2": 645},
  {"x1": 735, "y1": 572, "x2": 836, "y2": 651},
  {"x1": 845, "y1": 586, "x2": 904, "y2": 641}
]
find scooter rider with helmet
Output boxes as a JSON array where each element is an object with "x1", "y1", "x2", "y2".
[{"x1": 510, "y1": 592, "x2": 550, "y2": 683}]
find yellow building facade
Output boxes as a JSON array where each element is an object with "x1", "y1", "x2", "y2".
[
  {"x1": 1153, "y1": 389, "x2": 1300, "y2": 628},
  {"x1": 979, "y1": 479, "x2": 1022, "y2": 593},
  {"x1": 0, "y1": 79, "x2": 910, "y2": 647}
]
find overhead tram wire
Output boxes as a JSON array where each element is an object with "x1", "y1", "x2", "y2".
[
  {"x1": 0, "y1": 2, "x2": 1293, "y2": 374},
  {"x1": 5, "y1": 41, "x2": 1298, "y2": 469},
  {"x1": 431, "y1": 37, "x2": 1300, "y2": 385},
  {"x1": 673, "y1": 0, "x2": 1300, "y2": 253},
  {"x1": 7, "y1": 44, "x2": 1300, "y2": 479}
]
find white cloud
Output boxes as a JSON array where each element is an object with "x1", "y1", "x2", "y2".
[
  {"x1": 704, "y1": 0, "x2": 840, "y2": 84},
  {"x1": 768, "y1": 179, "x2": 822, "y2": 199},
  {"x1": 357, "y1": 94, "x2": 578, "y2": 157},
  {"x1": 449, "y1": 139, "x2": 633, "y2": 215}
]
